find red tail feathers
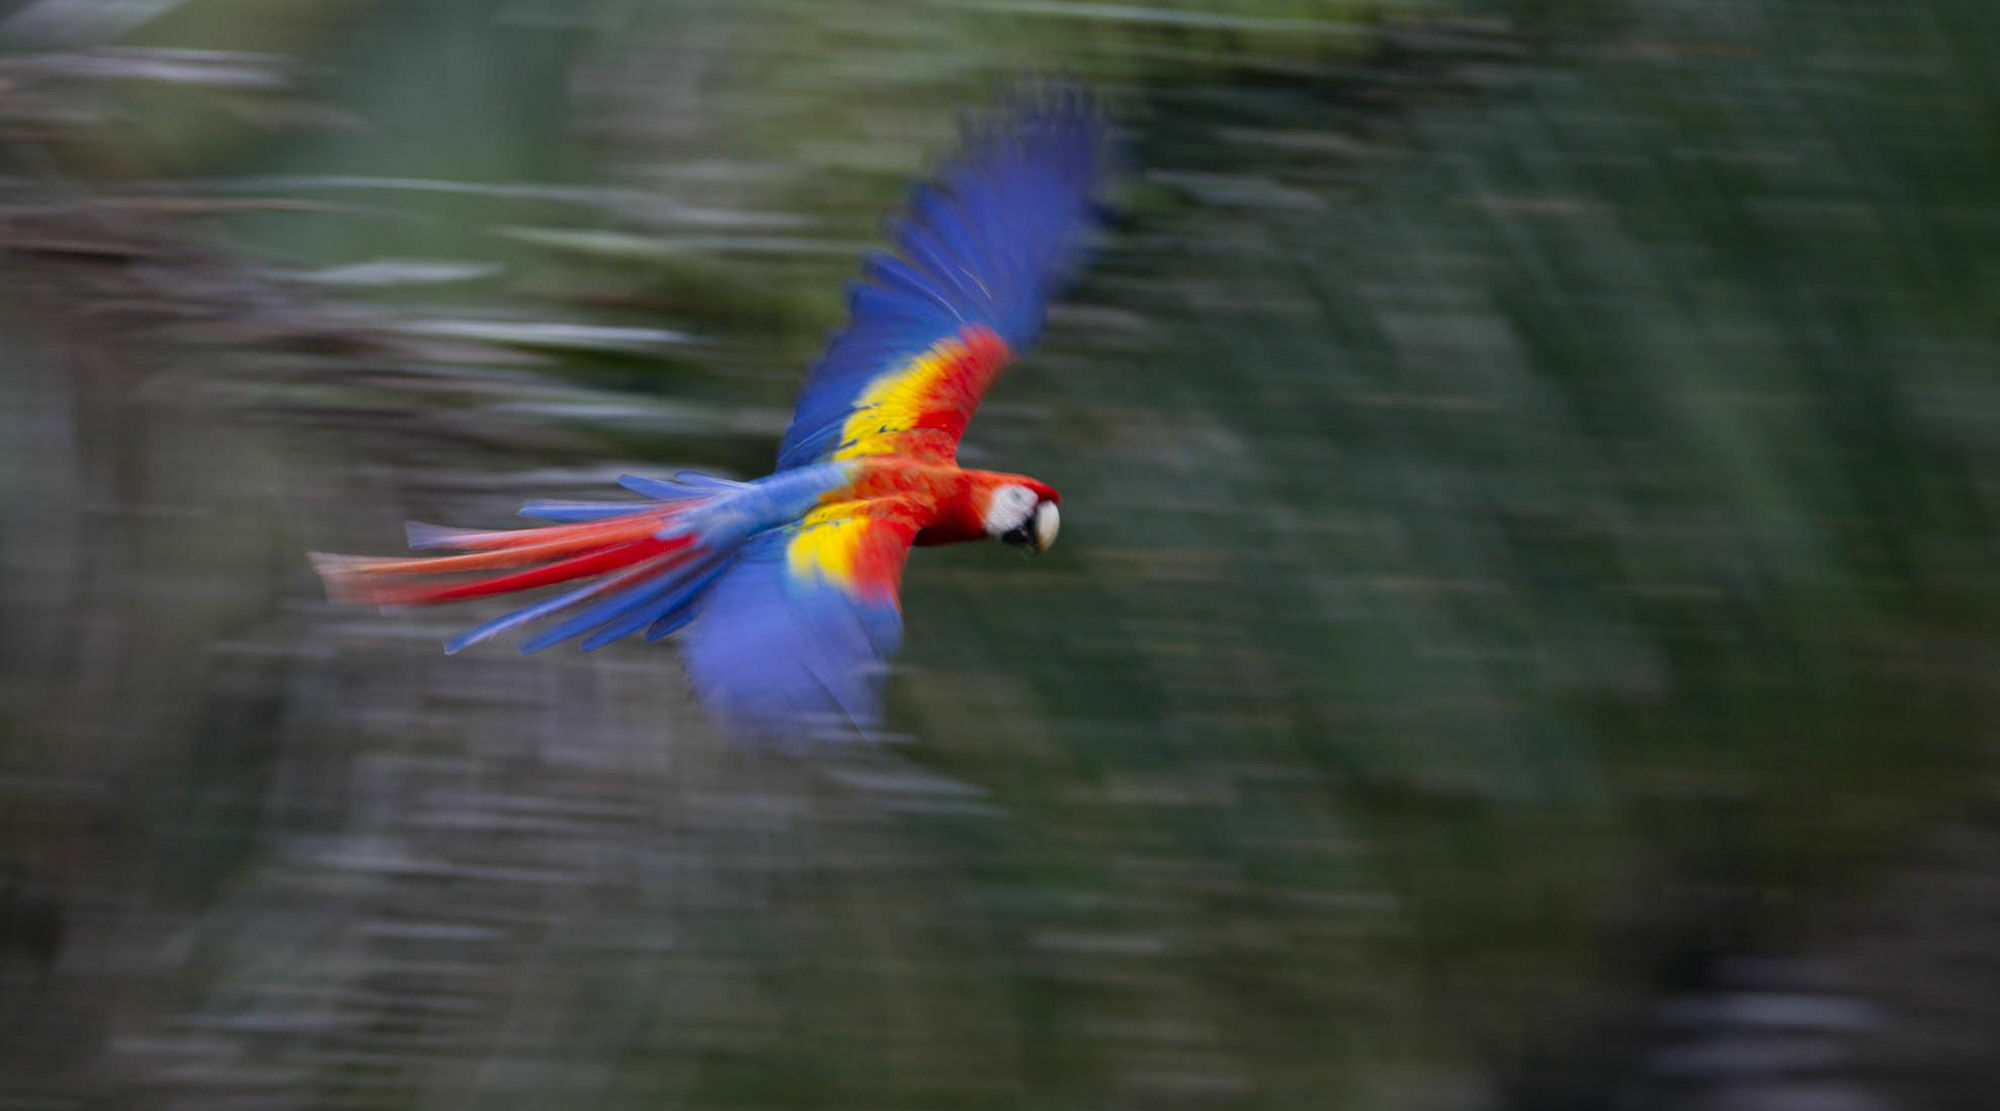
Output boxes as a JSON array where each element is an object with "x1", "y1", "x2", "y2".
[{"x1": 311, "y1": 508, "x2": 691, "y2": 609}]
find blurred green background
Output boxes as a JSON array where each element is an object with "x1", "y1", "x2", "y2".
[{"x1": 3, "y1": 0, "x2": 1997, "y2": 1107}]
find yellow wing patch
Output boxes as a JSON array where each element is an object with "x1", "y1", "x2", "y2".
[
  {"x1": 833, "y1": 335, "x2": 971, "y2": 460},
  {"x1": 784, "y1": 501, "x2": 918, "y2": 603},
  {"x1": 786, "y1": 503, "x2": 868, "y2": 589}
]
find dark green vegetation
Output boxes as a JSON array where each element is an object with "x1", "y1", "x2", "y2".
[{"x1": 3, "y1": 0, "x2": 1997, "y2": 1107}]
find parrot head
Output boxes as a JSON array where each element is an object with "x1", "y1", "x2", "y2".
[{"x1": 981, "y1": 480, "x2": 1061, "y2": 555}]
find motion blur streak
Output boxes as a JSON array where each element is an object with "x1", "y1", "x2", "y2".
[
  {"x1": 2, "y1": 1, "x2": 1997, "y2": 1110},
  {"x1": 313, "y1": 93, "x2": 1103, "y2": 743}
]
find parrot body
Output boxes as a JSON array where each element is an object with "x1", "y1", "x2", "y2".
[{"x1": 314, "y1": 92, "x2": 1105, "y2": 742}]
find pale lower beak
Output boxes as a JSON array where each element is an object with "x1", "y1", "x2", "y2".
[{"x1": 1031, "y1": 501, "x2": 1060, "y2": 553}]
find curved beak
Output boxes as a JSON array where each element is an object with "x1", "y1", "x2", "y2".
[
  {"x1": 1031, "y1": 500, "x2": 1060, "y2": 553},
  {"x1": 1000, "y1": 501, "x2": 1061, "y2": 555}
]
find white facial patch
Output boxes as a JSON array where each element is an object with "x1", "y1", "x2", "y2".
[{"x1": 983, "y1": 484, "x2": 1039, "y2": 537}]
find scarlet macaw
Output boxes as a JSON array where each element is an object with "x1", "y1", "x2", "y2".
[{"x1": 314, "y1": 92, "x2": 1107, "y2": 742}]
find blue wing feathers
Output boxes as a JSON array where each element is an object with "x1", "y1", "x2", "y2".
[
  {"x1": 898, "y1": 222, "x2": 990, "y2": 314},
  {"x1": 516, "y1": 551, "x2": 734, "y2": 655},
  {"x1": 520, "y1": 471, "x2": 737, "y2": 521},
  {"x1": 617, "y1": 473, "x2": 698, "y2": 500},
  {"x1": 644, "y1": 605, "x2": 700, "y2": 642},
  {"x1": 681, "y1": 534, "x2": 905, "y2": 743},
  {"x1": 777, "y1": 424, "x2": 842, "y2": 467},
  {"x1": 860, "y1": 253, "x2": 964, "y2": 322},
  {"x1": 516, "y1": 501, "x2": 659, "y2": 523},
  {"x1": 513, "y1": 565, "x2": 687, "y2": 654},
  {"x1": 575, "y1": 554, "x2": 740, "y2": 652},
  {"x1": 443, "y1": 566, "x2": 656, "y2": 655},
  {"x1": 775, "y1": 91, "x2": 1108, "y2": 470}
]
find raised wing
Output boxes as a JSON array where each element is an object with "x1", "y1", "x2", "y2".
[
  {"x1": 775, "y1": 90, "x2": 1108, "y2": 470},
  {"x1": 681, "y1": 504, "x2": 921, "y2": 742}
]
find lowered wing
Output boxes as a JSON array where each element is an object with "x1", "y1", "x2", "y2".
[{"x1": 682, "y1": 505, "x2": 921, "y2": 742}]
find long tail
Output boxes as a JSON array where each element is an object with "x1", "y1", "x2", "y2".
[{"x1": 310, "y1": 472, "x2": 747, "y2": 655}]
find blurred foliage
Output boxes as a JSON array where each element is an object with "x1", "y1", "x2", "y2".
[{"x1": 3, "y1": 0, "x2": 1998, "y2": 1109}]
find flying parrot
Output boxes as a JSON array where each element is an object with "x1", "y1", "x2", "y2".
[{"x1": 313, "y1": 91, "x2": 1108, "y2": 743}]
